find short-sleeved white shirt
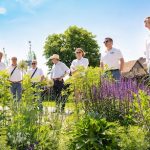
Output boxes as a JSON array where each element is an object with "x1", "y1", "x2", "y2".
[
  {"x1": 101, "y1": 48, "x2": 123, "y2": 70},
  {"x1": 8, "y1": 65, "x2": 22, "y2": 82},
  {"x1": 0, "y1": 62, "x2": 6, "y2": 71},
  {"x1": 70, "y1": 57, "x2": 89, "y2": 71},
  {"x1": 145, "y1": 31, "x2": 150, "y2": 63},
  {"x1": 51, "y1": 61, "x2": 70, "y2": 79},
  {"x1": 27, "y1": 68, "x2": 44, "y2": 82}
]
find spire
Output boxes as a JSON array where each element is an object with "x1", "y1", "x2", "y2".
[
  {"x1": 27, "y1": 41, "x2": 37, "y2": 68},
  {"x1": 2, "y1": 48, "x2": 9, "y2": 67}
]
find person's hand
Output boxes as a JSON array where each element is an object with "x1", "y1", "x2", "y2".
[
  {"x1": 59, "y1": 77, "x2": 63, "y2": 81},
  {"x1": 120, "y1": 70, "x2": 124, "y2": 75}
]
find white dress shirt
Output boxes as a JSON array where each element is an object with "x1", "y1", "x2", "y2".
[
  {"x1": 27, "y1": 68, "x2": 44, "y2": 82},
  {"x1": 0, "y1": 62, "x2": 6, "y2": 71},
  {"x1": 51, "y1": 61, "x2": 70, "y2": 79},
  {"x1": 145, "y1": 31, "x2": 150, "y2": 64},
  {"x1": 8, "y1": 65, "x2": 22, "y2": 82},
  {"x1": 101, "y1": 48, "x2": 123, "y2": 70},
  {"x1": 70, "y1": 57, "x2": 89, "y2": 72}
]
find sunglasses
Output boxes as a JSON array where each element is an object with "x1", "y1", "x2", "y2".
[
  {"x1": 76, "y1": 51, "x2": 82, "y2": 54},
  {"x1": 104, "y1": 40, "x2": 109, "y2": 44},
  {"x1": 32, "y1": 63, "x2": 36, "y2": 65}
]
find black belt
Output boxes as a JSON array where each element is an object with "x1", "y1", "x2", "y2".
[
  {"x1": 109, "y1": 69, "x2": 119, "y2": 71},
  {"x1": 10, "y1": 81, "x2": 22, "y2": 83},
  {"x1": 105, "y1": 69, "x2": 120, "y2": 73},
  {"x1": 53, "y1": 78, "x2": 63, "y2": 81}
]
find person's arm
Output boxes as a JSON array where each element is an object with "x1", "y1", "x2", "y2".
[
  {"x1": 70, "y1": 60, "x2": 76, "y2": 73},
  {"x1": 58, "y1": 63, "x2": 70, "y2": 81},
  {"x1": 117, "y1": 50, "x2": 124, "y2": 72},
  {"x1": 85, "y1": 59, "x2": 89, "y2": 68},
  {"x1": 50, "y1": 66, "x2": 53, "y2": 79},
  {"x1": 41, "y1": 75, "x2": 44, "y2": 81},
  {"x1": 145, "y1": 40, "x2": 150, "y2": 62},
  {"x1": 100, "y1": 61, "x2": 104, "y2": 70},
  {"x1": 120, "y1": 58, "x2": 124, "y2": 72},
  {"x1": 40, "y1": 69, "x2": 45, "y2": 81},
  {"x1": 63, "y1": 64, "x2": 70, "y2": 76},
  {"x1": 100, "y1": 53, "x2": 104, "y2": 70}
]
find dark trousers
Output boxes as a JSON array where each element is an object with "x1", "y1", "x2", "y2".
[
  {"x1": 53, "y1": 80, "x2": 68, "y2": 112},
  {"x1": 111, "y1": 69, "x2": 121, "y2": 80},
  {"x1": 10, "y1": 82, "x2": 22, "y2": 102},
  {"x1": 105, "y1": 69, "x2": 121, "y2": 81}
]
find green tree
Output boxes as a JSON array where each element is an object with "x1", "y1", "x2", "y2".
[{"x1": 43, "y1": 26, "x2": 100, "y2": 68}]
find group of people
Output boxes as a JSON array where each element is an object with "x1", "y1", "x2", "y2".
[
  {"x1": 0, "y1": 55, "x2": 45, "y2": 102},
  {"x1": 0, "y1": 48, "x2": 89, "y2": 110},
  {"x1": 0, "y1": 16, "x2": 150, "y2": 111},
  {"x1": 0, "y1": 40, "x2": 125, "y2": 111}
]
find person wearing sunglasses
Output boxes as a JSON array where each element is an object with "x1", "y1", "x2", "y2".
[
  {"x1": 100, "y1": 37, "x2": 124, "y2": 80},
  {"x1": 144, "y1": 17, "x2": 150, "y2": 73},
  {"x1": 0, "y1": 51, "x2": 6, "y2": 71},
  {"x1": 27, "y1": 60, "x2": 44, "y2": 109},
  {"x1": 70, "y1": 48, "x2": 89, "y2": 73},
  {"x1": 27, "y1": 60, "x2": 44, "y2": 83}
]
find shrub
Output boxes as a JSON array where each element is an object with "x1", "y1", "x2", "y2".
[
  {"x1": 7, "y1": 75, "x2": 42, "y2": 149},
  {"x1": 0, "y1": 127, "x2": 11, "y2": 150},
  {"x1": 68, "y1": 67, "x2": 150, "y2": 126},
  {"x1": 117, "y1": 126, "x2": 149, "y2": 150},
  {"x1": 67, "y1": 114, "x2": 120, "y2": 150},
  {"x1": 36, "y1": 124, "x2": 59, "y2": 150}
]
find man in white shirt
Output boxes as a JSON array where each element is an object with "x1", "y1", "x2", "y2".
[
  {"x1": 27, "y1": 60, "x2": 44, "y2": 109},
  {"x1": 0, "y1": 52, "x2": 6, "y2": 71},
  {"x1": 70, "y1": 48, "x2": 89, "y2": 73},
  {"x1": 144, "y1": 17, "x2": 150, "y2": 73},
  {"x1": 8, "y1": 57, "x2": 22, "y2": 101},
  {"x1": 27, "y1": 60, "x2": 44, "y2": 83},
  {"x1": 100, "y1": 37, "x2": 124, "y2": 80},
  {"x1": 50, "y1": 54, "x2": 70, "y2": 112}
]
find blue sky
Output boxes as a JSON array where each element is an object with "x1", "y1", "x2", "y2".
[{"x1": 0, "y1": 0, "x2": 150, "y2": 74}]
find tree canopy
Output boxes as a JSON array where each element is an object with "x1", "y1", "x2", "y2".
[{"x1": 43, "y1": 26, "x2": 100, "y2": 68}]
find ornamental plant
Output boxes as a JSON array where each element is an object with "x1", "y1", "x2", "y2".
[
  {"x1": 67, "y1": 114, "x2": 120, "y2": 150},
  {"x1": 7, "y1": 75, "x2": 42, "y2": 149}
]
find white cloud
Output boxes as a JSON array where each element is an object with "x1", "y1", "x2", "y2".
[
  {"x1": 0, "y1": 7, "x2": 7, "y2": 14},
  {"x1": 15, "y1": 0, "x2": 47, "y2": 14}
]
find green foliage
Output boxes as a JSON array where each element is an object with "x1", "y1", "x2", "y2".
[
  {"x1": 0, "y1": 71, "x2": 12, "y2": 127},
  {"x1": 67, "y1": 114, "x2": 149, "y2": 150},
  {"x1": 36, "y1": 124, "x2": 59, "y2": 150},
  {"x1": 0, "y1": 127, "x2": 11, "y2": 150},
  {"x1": 132, "y1": 90, "x2": 150, "y2": 130},
  {"x1": 43, "y1": 26, "x2": 100, "y2": 68},
  {"x1": 67, "y1": 67, "x2": 102, "y2": 103},
  {"x1": 18, "y1": 60, "x2": 28, "y2": 72},
  {"x1": 7, "y1": 75, "x2": 42, "y2": 149},
  {"x1": 67, "y1": 114, "x2": 119, "y2": 150},
  {"x1": 0, "y1": 72, "x2": 63, "y2": 149},
  {"x1": 117, "y1": 126, "x2": 149, "y2": 150},
  {"x1": 1, "y1": 68, "x2": 150, "y2": 149}
]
